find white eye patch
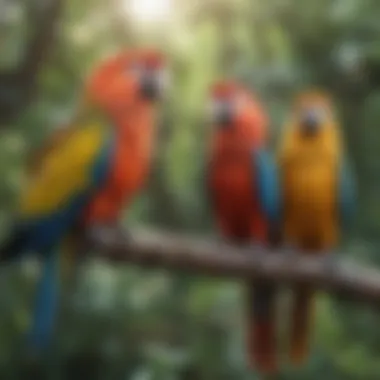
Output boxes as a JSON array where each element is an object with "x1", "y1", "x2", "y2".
[
  {"x1": 306, "y1": 106, "x2": 329, "y2": 122},
  {"x1": 206, "y1": 94, "x2": 246, "y2": 123},
  {"x1": 155, "y1": 68, "x2": 170, "y2": 93}
]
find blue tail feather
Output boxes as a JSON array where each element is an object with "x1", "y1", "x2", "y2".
[{"x1": 28, "y1": 249, "x2": 60, "y2": 351}]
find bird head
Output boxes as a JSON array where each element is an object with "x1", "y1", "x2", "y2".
[
  {"x1": 207, "y1": 80, "x2": 267, "y2": 146},
  {"x1": 292, "y1": 90, "x2": 336, "y2": 138},
  {"x1": 84, "y1": 48, "x2": 169, "y2": 119}
]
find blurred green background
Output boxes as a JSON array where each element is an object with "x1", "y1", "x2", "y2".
[{"x1": 0, "y1": 0, "x2": 380, "y2": 378}]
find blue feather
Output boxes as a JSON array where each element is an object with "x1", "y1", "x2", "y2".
[
  {"x1": 28, "y1": 248, "x2": 60, "y2": 350},
  {"x1": 338, "y1": 160, "x2": 356, "y2": 227},
  {"x1": 252, "y1": 149, "x2": 281, "y2": 223}
]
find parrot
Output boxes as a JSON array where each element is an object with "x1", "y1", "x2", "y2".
[
  {"x1": 205, "y1": 80, "x2": 281, "y2": 373},
  {"x1": 278, "y1": 90, "x2": 356, "y2": 366},
  {"x1": 0, "y1": 48, "x2": 168, "y2": 353}
]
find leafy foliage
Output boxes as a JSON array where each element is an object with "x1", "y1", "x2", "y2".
[{"x1": 0, "y1": 0, "x2": 379, "y2": 378}]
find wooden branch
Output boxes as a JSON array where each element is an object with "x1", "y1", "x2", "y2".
[
  {"x1": 89, "y1": 228, "x2": 380, "y2": 307},
  {"x1": 20, "y1": 0, "x2": 63, "y2": 80},
  {"x1": 0, "y1": 0, "x2": 63, "y2": 125}
]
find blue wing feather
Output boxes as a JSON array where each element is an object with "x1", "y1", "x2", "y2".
[
  {"x1": 338, "y1": 159, "x2": 356, "y2": 227},
  {"x1": 252, "y1": 149, "x2": 281, "y2": 223}
]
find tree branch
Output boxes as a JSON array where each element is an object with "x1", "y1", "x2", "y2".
[
  {"x1": 20, "y1": 0, "x2": 63, "y2": 80},
  {"x1": 90, "y1": 228, "x2": 380, "y2": 307},
  {"x1": 0, "y1": 0, "x2": 63, "y2": 125}
]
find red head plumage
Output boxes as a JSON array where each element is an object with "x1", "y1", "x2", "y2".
[
  {"x1": 208, "y1": 80, "x2": 268, "y2": 148},
  {"x1": 81, "y1": 49, "x2": 168, "y2": 224},
  {"x1": 84, "y1": 48, "x2": 168, "y2": 119}
]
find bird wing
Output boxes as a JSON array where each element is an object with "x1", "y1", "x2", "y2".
[
  {"x1": 252, "y1": 148, "x2": 281, "y2": 224},
  {"x1": 338, "y1": 158, "x2": 356, "y2": 227},
  {"x1": 19, "y1": 122, "x2": 113, "y2": 220},
  {"x1": 12, "y1": 121, "x2": 114, "y2": 352}
]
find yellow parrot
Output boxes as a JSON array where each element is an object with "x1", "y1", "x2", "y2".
[{"x1": 278, "y1": 90, "x2": 356, "y2": 366}]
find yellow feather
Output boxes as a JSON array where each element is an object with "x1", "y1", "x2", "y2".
[
  {"x1": 19, "y1": 122, "x2": 106, "y2": 217},
  {"x1": 279, "y1": 110, "x2": 342, "y2": 249}
]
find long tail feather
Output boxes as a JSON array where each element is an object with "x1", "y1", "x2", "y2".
[
  {"x1": 289, "y1": 286, "x2": 315, "y2": 366},
  {"x1": 248, "y1": 280, "x2": 277, "y2": 373},
  {"x1": 28, "y1": 249, "x2": 60, "y2": 351}
]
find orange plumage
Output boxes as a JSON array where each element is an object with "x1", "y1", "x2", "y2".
[{"x1": 80, "y1": 49, "x2": 166, "y2": 223}]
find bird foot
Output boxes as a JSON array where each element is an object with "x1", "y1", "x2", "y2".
[
  {"x1": 250, "y1": 242, "x2": 266, "y2": 253},
  {"x1": 322, "y1": 251, "x2": 340, "y2": 274},
  {"x1": 214, "y1": 236, "x2": 233, "y2": 254},
  {"x1": 215, "y1": 235, "x2": 231, "y2": 245},
  {"x1": 85, "y1": 223, "x2": 131, "y2": 247},
  {"x1": 282, "y1": 244, "x2": 299, "y2": 260}
]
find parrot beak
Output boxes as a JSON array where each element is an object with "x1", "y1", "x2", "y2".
[
  {"x1": 140, "y1": 68, "x2": 169, "y2": 101},
  {"x1": 300, "y1": 109, "x2": 322, "y2": 135},
  {"x1": 208, "y1": 100, "x2": 234, "y2": 127}
]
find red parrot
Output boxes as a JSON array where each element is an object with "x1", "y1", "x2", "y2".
[
  {"x1": 82, "y1": 49, "x2": 168, "y2": 228},
  {"x1": 206, "y1": 81, "x2": 281, "y2": 373},
  {"x1": 0, "y1": 48, "x2": 168, "y2": 351}
]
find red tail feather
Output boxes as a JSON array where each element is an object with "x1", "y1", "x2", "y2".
[{"x1": 247, "y1": 282, "x2": 278, "y2": 374}]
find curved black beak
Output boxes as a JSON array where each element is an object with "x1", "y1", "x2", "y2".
[
  {"x1": 140, "y1": 70, "x2": 167, "y2": 101},
  {"x1": 300, "y1": 109, "x2": 321, "y2": 135},
  {"x1": 210, "y1": 101, "x2": 234, "y2": 127}
]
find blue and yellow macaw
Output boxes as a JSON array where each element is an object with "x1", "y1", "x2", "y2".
[{"x1": 0, "y1": 49, "x2": 168, "y2": 352}]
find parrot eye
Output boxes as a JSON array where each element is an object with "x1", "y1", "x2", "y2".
[{"x1": 129, "y1": 63, "x2": 146, "y2": 78}]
